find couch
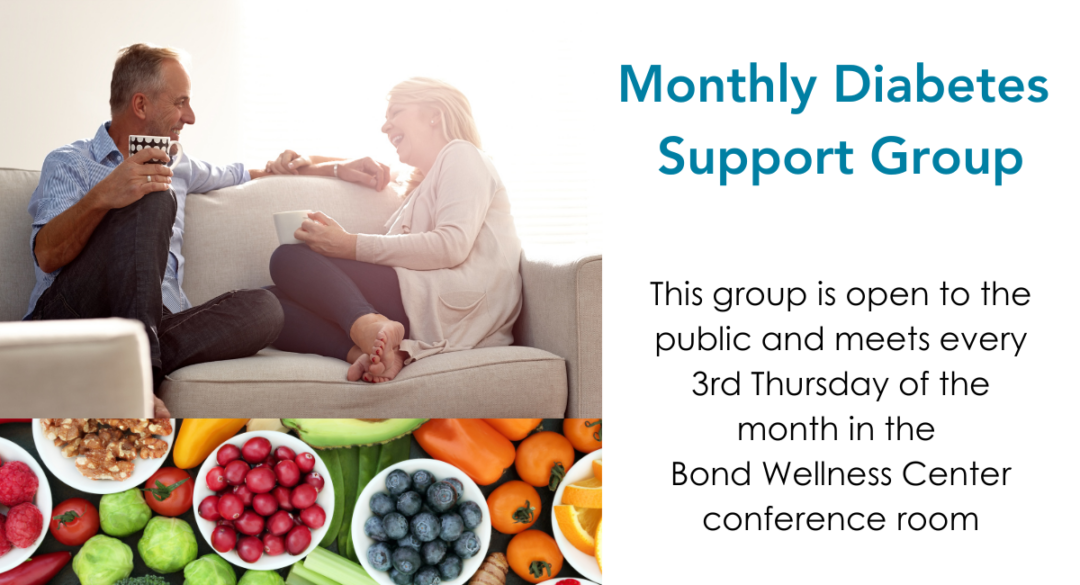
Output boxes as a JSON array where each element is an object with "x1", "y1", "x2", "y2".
[{"x1": 0, "y1": 167, "x2": 601, "y2": 418}]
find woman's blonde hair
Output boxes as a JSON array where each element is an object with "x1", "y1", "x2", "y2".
[{"x1": 387, "y1": 77, "x2": 481, "y2": 196}]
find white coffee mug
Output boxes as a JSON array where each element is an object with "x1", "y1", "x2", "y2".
[
  {"x1": 128, "y1": 135, "x2": 184, "y2": 169},
  {"x1": 273, "y1": 210, "x2": 313, "y2": 245}
]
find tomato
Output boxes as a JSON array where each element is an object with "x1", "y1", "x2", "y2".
[
  {"x1": 507, "y1": 530, "x2": 564, "y2": 584},
  {"x1": 143, "y1": 467, "x2": 194, "y2": 516},
  {"x1": 49, "y1": 498, "x2": 99, "y2": 546},
  {"x1": 487, "y1": 480, "x2": 541, "y2": 534},
  {"x1": 563, "y1": 419, "x2": 602, "y2": 453},
  {"x1": 515, "y1": 431, "x2": 576, "y2": 491}
]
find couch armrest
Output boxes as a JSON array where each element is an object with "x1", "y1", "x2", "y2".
[
  {"x1": 514, "y1": 252, "x2": 602, "y2": 417},
  {"x1": 0, "y1": 318, "x2": 153, "y2": 417}
]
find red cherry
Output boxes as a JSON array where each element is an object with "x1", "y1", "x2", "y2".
[
  {"x1": 295, "y1": 452, "x2": 316, "y2": 473},
  {"x1": 237, "y1": 535, "x2": 264, "y2": 563},
  {"x1": 286, "y1": 525, "x2": 312, "y2": 555}
]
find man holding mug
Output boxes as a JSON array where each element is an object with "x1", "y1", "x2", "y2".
[{"x1": 24, "y1": 43, "x2": 288, "y2": 416}]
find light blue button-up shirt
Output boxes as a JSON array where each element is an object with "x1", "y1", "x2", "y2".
[{"x1": 25, "y1": 121, "x2": 249, "y2": 318}]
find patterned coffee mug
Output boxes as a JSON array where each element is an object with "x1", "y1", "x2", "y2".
[{"x1": 128, "y1": 135, "x2": 184, "y2": 169}]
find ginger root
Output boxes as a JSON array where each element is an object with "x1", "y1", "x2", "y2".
[{"x1": 469, "y1": 552, "x2": 509, "y2": 585}]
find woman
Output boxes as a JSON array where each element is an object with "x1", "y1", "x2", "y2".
[{"x1": 265, "y1": 78, "x2": 522, "y2": 383}]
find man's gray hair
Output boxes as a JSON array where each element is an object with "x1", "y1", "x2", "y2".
[{"x1": 109, "y1": 43, "x2": 188, "y2": 116}]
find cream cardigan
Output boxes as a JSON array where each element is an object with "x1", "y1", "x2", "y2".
[{"x1": 353, "y1": 140, "x2": 523, "y2": 363}]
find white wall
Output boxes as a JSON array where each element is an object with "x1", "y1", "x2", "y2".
[
  {"x1": 0, "y1": 1, "x2": 602, "y2": 251},
  {"x1": 0, "y1": 1, "x2": 245, "y2": 170}
]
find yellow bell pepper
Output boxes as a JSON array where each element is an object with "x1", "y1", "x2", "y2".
[{"x1": 172, "y1": 419, "x2": 249, "y2": 469}]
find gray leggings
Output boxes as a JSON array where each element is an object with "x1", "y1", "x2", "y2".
[{"x1": 267, "y1": 243, "x2": 410, "y2": 361}]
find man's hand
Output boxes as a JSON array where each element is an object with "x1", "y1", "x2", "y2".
[
  {"x1": 265, "y1": 150, "x2": 312, "y2": 175},
  {"x1": 90, "y1": 147, "x2": 174, "y2": 210},
  {"x1": 35, "y1": 147, "x2": 174, "y2": 273},
  {"x1": 338, "y1": 157, "x2": 391, "y2": 191},
  {"x1": 295, "y1": 211, "x2": 356, "y2": 259}
]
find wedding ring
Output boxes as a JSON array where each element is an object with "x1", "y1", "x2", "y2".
[{"x1": 146, "y1": 175, "x2": 152, "y2": 183}]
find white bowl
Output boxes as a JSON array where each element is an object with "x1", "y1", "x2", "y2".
[
  {"x1": 551, "y1": 448, "x2": 602, "y2": 583},
  {"x1": 31, "y1": 419, "x2": 175, "y2": 495},
  {"x1": 0, "y1": 437, "x2": 53, "y2": 573},
  {"x1": 193, "y1": 431, "x2": 335, "y2": 571},
  {"x1": 352, "y1": 459, "x2": 492, "y2": 585}
]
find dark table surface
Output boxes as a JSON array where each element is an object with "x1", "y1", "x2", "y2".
[{"x1": 0, "y1": 420, "x2": 588, "y2": 584}]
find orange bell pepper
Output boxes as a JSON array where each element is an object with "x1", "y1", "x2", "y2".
[
  {"x1": 483, "y1": 418, "x2": 542, "y2": 441},
  {"x1": 413, "y1": 419, "x2": 516, "y2": 485},
  {"x1": 172, "y1": 418, "x2": 249, "y2": 469}
]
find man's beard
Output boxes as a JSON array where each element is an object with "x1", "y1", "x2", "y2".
[{"x1": 146, "y1": 113, "x2": 176, "y2": 139}]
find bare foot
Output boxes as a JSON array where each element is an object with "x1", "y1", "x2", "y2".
[
  {"x1": 349, "y1": 315, "x2": 405, "y2": 357},
  {"x1": 347, "y1": 353, "x2": 371, "y2": 382},
  {"x1": 369, "y1": 321, "x2": 406, "y2": 366},
  {"x1": 363, "y1": 349, "x2": 407, "y2": 383},
  {"x1": 153, "y1": 396, "x2": 171, "y2": 419}
]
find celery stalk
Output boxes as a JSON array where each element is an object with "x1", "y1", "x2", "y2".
[
  {"x1": 304, "y1": 546, "x2": 379, "y2": 585},
  {"x1": 285, "y1": 563, "x2": 327, "y2": 585},
  {"x1": 287, "y1": 560, "x2": 343, "y2": 585}
]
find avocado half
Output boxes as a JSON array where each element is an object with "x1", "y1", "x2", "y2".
[{"x1": 282, "y1": 418, "x2": 427, "y2": 449}]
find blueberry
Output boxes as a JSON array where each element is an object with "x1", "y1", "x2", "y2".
[
  {"x1": 439, "y1": 513, "x2": 464, "y2": 542},
  {"x1": 452, "y1": 531, "x2": 481, "y2": 559},
  {"x1": 371, "y1": 492, "x2": 396, "y2": 516},
  {"x1": 389, "y1": 568, "x2": 412, "y2": 585},
  {"x1": 410, "y1": 511, "x2": 442, "y2": 542},
  {"x1": 444, "y1": 477, "x2": 465, "y2": 500},
  {"x1": 421, "y1": 539, "x2": 448, "y2": 565},
  {"x1": 386, "y1": 469, "x2": 412, "y2": 496},
  {"x1": 392, "y1": 545, "x2": 422, "y2": 575},
  {"x1": 364, "y1": 515, "x2": 389, "y2": 541},
  {"x1": 426, "y1": 481, "x2": 457, "y2": 513},
  {"x1": 414, "y1": 565, "x2": 442, "y2": 585},
  {"x1": 421, "y1": 504, "x2": 437, "y2": 516},
  {"x1": 458, "y1": 500, "x2": 483, "y2": 529},
  {"x1": 412, "y1": 469, "x2": 436, "y2": 493},
  {"x1": 398, "y1": 533, "x2": 422, "y2": 551},
  {"x1": 383, "y1": 512, "x2": 410, "y2": 540},
  {"x1": 367, "y1": 542, "x2": 393, "y2": 571},
  {"x1": 438, "y1": 554, "x2": 462, "y2": 580},
  {"x1": 396, "y1": 490, "x2": 423, "y2": 516}
]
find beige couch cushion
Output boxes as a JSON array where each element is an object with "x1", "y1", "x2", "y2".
[
  {"x1": 182, "y1": 175, "x2": 402, "y2": 304},
  {"x1": 0, "y1": 318, "x2": 153, "y2": 417},
  {"x1": 0, "y1": 168, "x2": 40, "y2": 321},
  {"x1": 516, "y1": 253, "x2": 602, "y2": 417},
  {"x1": 160, "y1": 346, "x2": 567, "y2": 417}
]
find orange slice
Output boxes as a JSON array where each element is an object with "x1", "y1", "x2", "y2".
[
  {"x1": 561, "y1": 477, "x2": 602, "y2": 509},
  {"x1": 554, "y1": 505, "x2": 602, "y2": 555},
  {"x1": 595, "y1": 516, "x2": 603, "y2": 573},
  {"x1": 592, "y1": 458, "x2": 602, "y2": 483}
]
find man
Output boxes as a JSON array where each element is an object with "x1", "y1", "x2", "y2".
[{"x1": 25, "y1": 43, "x2": 285, "y2": 416}]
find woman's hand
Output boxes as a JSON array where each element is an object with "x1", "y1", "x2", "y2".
[
  {"x1": 265, "y1": 150, "x2": 313, "y2": 175},
  {"x1": 295, "y1": 211, "x2": 356, "y2": 259},
  {"x1": 338, "y1": 157, "x2": 391, "y2": 190}
]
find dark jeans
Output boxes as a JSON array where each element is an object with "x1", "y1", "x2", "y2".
[
  {"x1": 29, "y1": 189, "x2": 283, "y2": 386},
  {"x1": 268, "y1": 243, "x2": 409, "y2": 361}
]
